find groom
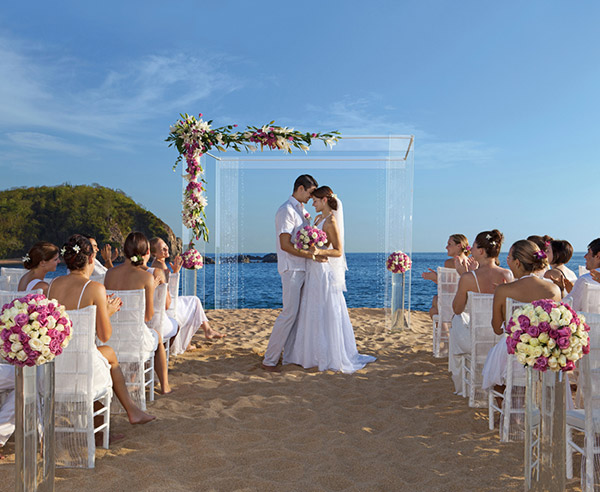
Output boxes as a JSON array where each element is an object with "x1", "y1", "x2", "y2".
[{"x1": 262, "y1": 174, "x2": 326, "y2": 371}]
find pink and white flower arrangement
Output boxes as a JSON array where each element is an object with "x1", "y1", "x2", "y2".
[
  {"x1": 182, "y1": 247, "x2": 203, "y2": 270},
  {"x1": 386, "y1": 251, "x2": 412, "y2": 274},
  {"x1": 0, "y1": 293, "x2": 73, "y2": 367},
  {"x1": 293, "y1": 226, "x2": 327, "y2": 250},
  {"x1": 506, "y1": 299, "x2": 590, "y2": 372},
  {"x1": 167, "y1": 113, "x2": 340, "y2": 242}
]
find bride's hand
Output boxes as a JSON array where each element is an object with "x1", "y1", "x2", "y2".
[{"x1": 308, "y1": 245, "x2": 318, "y2": 255}]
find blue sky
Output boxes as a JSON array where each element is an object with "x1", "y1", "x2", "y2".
[{"x1": 1, "y1": 1, "x2": 599, "y2": 253}]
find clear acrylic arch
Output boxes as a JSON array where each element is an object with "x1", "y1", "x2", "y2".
[{"x1": 181, "y1": 135, "x2": 414, "y2": 330}]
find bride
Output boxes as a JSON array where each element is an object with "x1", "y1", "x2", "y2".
[{"x1": 283, "y1": 186, "x2": 376, "y2": 373}]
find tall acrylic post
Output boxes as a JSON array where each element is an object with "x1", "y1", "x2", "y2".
[{"x1": 15, "y1": 362, "x2": 55, "y2": 492}]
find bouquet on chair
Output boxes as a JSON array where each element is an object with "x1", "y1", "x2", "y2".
[
  {"x1": 293, "y1": 226, "x2": 327, "y2": 250},
  {"x1": 386, "y1": 251, "x2": 412, "y2": 274},
  {"x1": 0, "y1": 293, "x2": 72, "y2": 367},
  {"x1": 506, "y1": 299, "x2": 590, "y2": 372}
]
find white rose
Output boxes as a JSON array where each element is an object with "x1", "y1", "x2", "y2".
[
  {"x1": 520, "y1": 333, "x2": 532, "y2": 343},
  {"x1": 547, "y1": 339, "x2": 556, "y2": 349},
  {"x1": 11, "y1": 342, "x2": 22, "y2": 352},
  {"x1": 22, "y1": 325, "x2": 32, "y2": 334},
  {"x1": 36, "y1": 355, "x2": 47, "y2": 366},
  {"x1": 532, "y1": 346, "x2": 543, "y2": 358},
  {"x1": 16, "y1": 350, "x2": 27, "y2": 361},
  {"x1": 40, "y1": 335, "x2": 51, "y2": 345},
  {"x1": 31, "y1": 321, "x2": 40, "y2": 330},
  {"x1": 39, "y1": 327, "x2": 48, "y2": 336},
  {"x1": 311, "y1": 233, "x2": 318, "y2": 239},
  {"x1": 538, "y1": 332, "x2": 550, "y2": 344},
  {"x1": 558, "y1": 354, "x2": 567, "y2": 366},
  {"x1": 517, "y1": 353, "x2": 528, "y2": 365},
  {"x1": 303, "y1": 245, "x2": 309, "y2": 250},
  {"x1": 46, "y1": 317, "x2": 56, "y2": 329},
  {"x1": 550, "y1": 310, "x2": 562, "y2": 325},
  {"x1": 538, "y1": 311, "x2": 550, "y2": 323},
  {"x1": 8, "y1": 334, "x2": 19, "y2": 343},
  {"x1": 548, "y1": 356, "x2": 558, "y2": 369},
  {"x1": 529, "y1": 338, "x2": 540, "y2": 347},
  {"x1": 41, "y1": 346, "x2": 51, "y2": 357},
  {"x1": 29, "y1": 338, "x2": 44, "y2": 351}
]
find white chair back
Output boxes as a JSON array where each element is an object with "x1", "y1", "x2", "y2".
[
  {"x1": 432, "y1": 267, "x2": 460, "y2": 358},
  {"x1": 104, "y1": 289, "x2": 154, "y2": 410},
  {"x1": 579, "y1": 265, "x2": 590, "y2": 277},
  {"x1": 89, "y1": 274, "x2": 105, "y2": 284},
  {"x1": 148, "y1": 284, "x2": 168, "y2": 336},
  {"x1": 167, "y1": 272, "x2": 180, "y2": 320},
  {"x1": 466, "y1": 292, "x2": 496, "y2": 407},
  {"x1": 55, "y1": 305, "x2": 112, "y2": 468},
  {"x1": 580, "y1": 282, "x2": 600, "y2": 314},
  {"x1": 0, "y1": 276, "x2": 11, "y2": 291},
  {"x1": 0, "y1": 268, "x2": 26, "y2": 291}
]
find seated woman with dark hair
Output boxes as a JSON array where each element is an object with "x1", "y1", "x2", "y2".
[
  {"x1": 49, "y1": 234, "x2": 155, "y2": 424},
  {"x1": 482, "y1": 239, "x2": 561, "y2": 391},
  {"x1": 149, "y1": 237, "x2": 224, "y2": 353},
  {"x1": 544, "y1": 239, "x2": 577, "y2": 296},
  {"x1": 448, "y1": 230, "x2": 513, "y2": 394},
  {"x1": 18, "y1": 242, "x2": 60, "y2": 294},
  {"x1": 104, "y1": 232, "x2": 173, "y2": 395}
]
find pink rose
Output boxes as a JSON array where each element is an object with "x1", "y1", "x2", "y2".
[
  {"x1": 49, "y1": 339, "x2": 60, "y2": 353},
  {"x1": 527, "y1": 325, "x2": 541, "y2": 338},
  {"x1": 562, "y1": 360, "x2": 576, "y2": 372},
  {"x1": 557, "y1": 337, "x2": 570, "y2": 350},
  {"x1": 533, "y1": 356, "x2": 548, "y2": 372},
  {"x1": 538, "y1": 321, "x2": 551, "y2": 333},
  {"x1": 14, "y1": 313, "x2": 29, "y2": 327},
  {"x1": 518, "y1": 315, "x2": 530, "y2": 329}
]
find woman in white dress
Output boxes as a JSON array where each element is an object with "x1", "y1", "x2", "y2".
[
  {"x1": 50, "y1": 234, "x2": 155, "y2": 424},
  {"x1": 482, "y1": 239, "x2": 561, "y2": 391},
  {"x1": 543, "y1": 239, "x2": 577, "y2": 296},
  {"x1": 18, "y1": 242, "x2": 60, "y2": 295},
  {"x1": 448, "y1": 230, "x2": 513, "y2": 394},
  {"x1": 149, "y1": 238, "x2": 224, "y2": 355},
  {"x1": 283, "y1": 186, "x2": 376, "y2": 373},
  {"x1": 105, "y1": 232, "x2": 172, "y2": 395}
]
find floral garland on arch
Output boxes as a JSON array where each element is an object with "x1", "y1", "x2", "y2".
[{"x1": 166, "y1": 113, "x2": 341, "y2": 242}]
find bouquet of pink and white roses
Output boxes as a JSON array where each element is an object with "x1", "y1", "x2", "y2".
[
  {"x1": 293, "y1": 226, "x2": 327, "y2": 250},
  {"x1": 506, "y1": 299, "x2": 590, "y2": 372},
  {"x1": 386, "y1": 251, "x2": 412, "y2": 274},
  {"x1": 182, "y1": 247, "x2": 203, "y2": 270},
  {"x1": 0, "y1": 293, "x2": 73, "y2": 367}
]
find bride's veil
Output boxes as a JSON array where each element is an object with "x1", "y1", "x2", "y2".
[{"x1": 330, "y1": 197, "x2": 348, "y2": 292}]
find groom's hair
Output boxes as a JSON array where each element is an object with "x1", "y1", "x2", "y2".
[{"x1": 293, "y1": 174, "x2": 318, "y2": 192}]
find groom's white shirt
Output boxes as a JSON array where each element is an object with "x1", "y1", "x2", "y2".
[{"x1": 275, "y1": 196, "x2": 307, "y2": 275}]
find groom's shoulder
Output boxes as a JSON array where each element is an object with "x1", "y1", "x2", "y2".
[{"x1": 276, "y1": 199, "x2": 293, "y2": 213}]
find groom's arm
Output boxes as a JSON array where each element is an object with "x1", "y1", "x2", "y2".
[{"x1": 279, "y1": 233, "x2": 327, "y2": 262}]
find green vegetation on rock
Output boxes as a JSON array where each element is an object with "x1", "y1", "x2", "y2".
[{"x1": 0, "y1": 184, "x2": 181, "y2": 259}]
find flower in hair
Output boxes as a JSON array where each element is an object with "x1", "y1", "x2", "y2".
[
  {"x1": 22, "y1": 254, "x2": 30, "y2": 263},
  {"x1": 60, "y1": 247, "x2": 66, "y2": 256},
  {"x1": 465, "y1": 245, "x2": 471, "y2": 252},
  {"x1": 331, "y1": 193, "x2": 337, "y2": 199},
  {"x1": 72, "y1": 245, "x2": 80, "y2": 253},
  {"x1": 486, "y1": 234, "x2": 492, "y2": 240},
  {"x1": 490, "y1": 241, "x2": 496, "y2": 246},
  {"x1": 130, "y1": 255, "x2": 142, "y2": 263},
  {"x1": 534, "y1": 250, "x2": 547, "y2": 260}
]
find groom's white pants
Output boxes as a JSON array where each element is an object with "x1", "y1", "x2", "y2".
[{"x1": 263, "y1": 270, "x2": 305, "y2": 366}]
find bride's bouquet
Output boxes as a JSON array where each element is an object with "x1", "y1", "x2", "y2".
[
  {"x1": 0, "y1": 293, "x2": 73, "y2": 367},
  {"x1": 506, "y1": 299, "x2": 590, "y2": 372},
  {"x1": 293, "y1": 226, "x2": 327, "y2": 250}
]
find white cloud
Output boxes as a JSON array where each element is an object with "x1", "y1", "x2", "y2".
[{"x1": 5, "y1": 132, "x2": 88, "y2": 155}]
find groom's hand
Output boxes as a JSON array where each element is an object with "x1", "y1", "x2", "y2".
[{"x1": 315, "y1": 255, "x2": 328, "y2": 263}]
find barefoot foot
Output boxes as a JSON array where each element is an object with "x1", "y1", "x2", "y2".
[
  {"x1": 261, "y1": 363, "x2": 281, "y2": 373},
  {"x1": 128, "y1": 409, "x2": 156, "y2": 425},
  {"x1": 203, "y1": 324, "x2": 225, "y2": 340}
]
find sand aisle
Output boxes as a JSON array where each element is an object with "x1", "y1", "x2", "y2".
[{"x1": 0, "y1": 309, "x2": 582, "y2": 491}]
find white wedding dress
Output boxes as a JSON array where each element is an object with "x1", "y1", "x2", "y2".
[{"x1": 283, "y1": 203, "x2": 376, "y2": 373}]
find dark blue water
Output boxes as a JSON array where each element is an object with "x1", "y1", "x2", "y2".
[{"x1": 47, "y1": 252, "x2": 587, "y2": 311}]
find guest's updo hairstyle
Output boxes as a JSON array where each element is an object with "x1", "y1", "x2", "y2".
[
  {"x1": 311, "y1": 186, "x2": 338, "y2": 211},
  {"x1": 527, "y1": 235, "x2": 553, "y2": 251},
  {"x1": 449, "y1": 234, "x2": 470, "y2": 256},
  {"x1": 474, "y1": 229, "x2": 503, "y2": 258},
  {"x1": 548, "y1": 240, "x2": 573, "y2": 266},
  {"x1": 149, "y1": 237, "x2": 162, "y2": 257},
  {"x1": 511, "y1": 240, "x2": 548, "y2": 272},
  {"x1": 124, "y1": 232, "x2": 149, "y2": 267},
  {"x1": 23, "y1": 242, "x2": 59, "y2": 270},
  {"x1": 61, "y1": 235, "x2": 93, "y2": 271}
]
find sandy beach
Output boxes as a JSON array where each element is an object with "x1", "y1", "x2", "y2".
[{"x1": 0, "y1": 309, "x2": 582, "y2": 491}]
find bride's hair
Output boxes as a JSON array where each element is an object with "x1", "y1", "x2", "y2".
[
  {"x1": 62, "y1": 234, "x2": 93, "y2": 271},
  {"x1": 23, "y1": 242, "x2": 59, "y2": 270},
  {"x1": 124, "y1": 232, "x2": 149, "y2": 266},
  {"x1": 510, "y1": 240, "x2": 548, "y2": 272},
  {"x1": 311, "y1": 186, "x2": 338, "y2": 211}
]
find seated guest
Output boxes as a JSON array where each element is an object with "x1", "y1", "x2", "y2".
[
  {"x1": 448, "y1": 230, "x2": 513, "y2": 394},
  {"x1": 422, "y1": 234, "x2": 471, "y2": 319},
  {"x1": 150, "y1": 238, "x2": 224, "y2": 351},
  {"x1": 84, "y1": 236, "x2": 117, "y2": 275},
  {"x1": 544, "y1": 239, "x2": 577, "y2": 295},
  {"x1": 105, "y1": 232, "x2": 172, "y2": 394},
  {"x1": 569, "y1": 238, "x2": 600, "y2": 311},
  {"x1": 0, "y1": 365, "x2": 15, "y2": 458},
  {"x1": 18, "y1": 242, "x2": 60, "y2": 295},
  {"x1": 482, "y1": 240, "x2": 561, "y2": 391},
  {"x1": 527, "y1": 235, "x2": 553, "y2": 274},
  {"x1": 50, "y1": 234, "x2": 155, "y2": 424}
]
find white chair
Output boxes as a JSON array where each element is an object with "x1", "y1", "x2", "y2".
[
  {"x1": 0, "y1": 276, "x2": 11, "y2": 291},
  {"x1": 580, "y1": 265, "x2": 590, "y2": 277},
  {"x1": 89, "y1": 274, "x2": 105, "y2": 284},
  {"x1": 104, "y1": 289, "x2": 156, "y2": 410},
  {"x1": 580, "y1": 282, "x2": 600, "y2": 314},
  {"x1": 432, "y1": 267, "x2": 459, "y2": 358},
  {"x1": 0, "y1": 288, "x2": 43, "y2": 307},
  {"x1": 488, "y1": 298, "x2": 528, "y2": 441},
  {"x1": 166, "y1": 272, "x2": 180, "y2": 320},
  {"x1": 0, "y1": 267, "x2": 26, "y2": 291},
  {"x1": 566, "y1": 312, "x2": 600, "y2": 489},
  {"x1": 55, "y1": 306, "x2": 112, "y2": 468},
  {"x1": 148, "y1": 283, "x2": 177, "y2": 364},
  {"x1": 459, "y1": 292, "x2": 497, "y2": 408}
]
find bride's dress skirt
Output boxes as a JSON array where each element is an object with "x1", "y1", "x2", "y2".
[
  {"x1": 283, "y1": 261, "x2": 376, "y2": 373},
  {"x1": 170, "y1": 296, "x2": 209, "y2": 356}
]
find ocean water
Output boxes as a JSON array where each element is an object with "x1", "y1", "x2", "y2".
[{"x1": 45, "y1": 252, "x2": 588, "y2": 311}]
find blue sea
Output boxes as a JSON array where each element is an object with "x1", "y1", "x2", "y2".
[{"x1": 47, "y1": 252, "x2": 587, "y2": 311}]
